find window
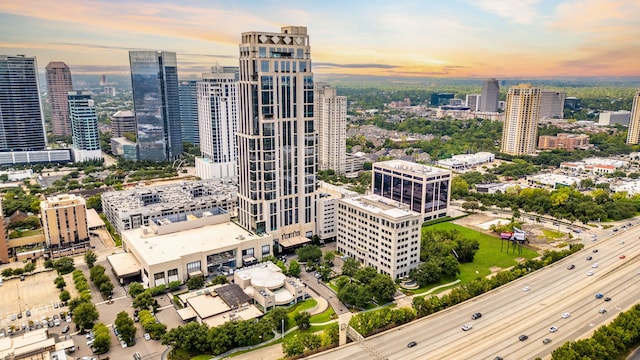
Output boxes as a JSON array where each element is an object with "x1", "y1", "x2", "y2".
[
  {"x1": 262, "y1": 244, "x2": 270, "y2": 256},
  {"x1": 167, "y1": 269, "x2": 178, "y2": 277},
  {"x1": 186, "y1": 261, "x2": 201, "y2": 273}
]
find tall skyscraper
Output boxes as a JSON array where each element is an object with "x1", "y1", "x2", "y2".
[
  {"x1": 68, "y1": 90, "x2": 101, "y2": 162},
  {"x1": 45, "y1": 61, "x2": 73, "y2": 136},
  {"x1": 195, "y1": 67, "x2": 238, "y2": 179},
  {"x1": 315, "y1": 83, "x2": 347, "y2": 174},
  {"x1": 237, "y1": 26, "x2": 317, "y2": 246},
  {"x1": 501, "y1": 84, "x2": 541, "y2": 156},
  {"x1": 480, "y1": 78, "x2": 500, "y2": 112},
  {"x1": 129, "y1": 51, "x2": 182, "y2": 162},
  {"x1": 539, "y1": 90, "x2": 566, "y2": 119},
  {"x1": 0, "y1": 55, "x2": 46, "y2": 152},
  {"x1": 626, "y1": 90, "x2": 640, "y2": 144},
  {"x1": 179, "y1": 79, "x2": 199, "y2": 145}
]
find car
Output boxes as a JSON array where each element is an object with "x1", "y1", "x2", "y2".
[
  {"x1": 522, "y1": 286, "x2": 531, "y2": 292},
  {"x1": 20, "y1": 275, "x2": 25, "y2": 281},
  {"x1": 0, "y1": 329, "x2": 5, "y2": 338},
  {"x1": 53, "y1": 302, "x2": 59, "y2": 309},
  {"x1": 10, "y1": 314, "x2": 16, "y2": 321},
  {"x1": 549, "y1": 326, "x2": 558, "y2": 333},
  {"x1": 86, "y1": 339, "x2": 94, "y2": 346},
  {"x1": 62, "y1": 325, "x2": 70, "y2": 333},
  {"x1": 120, "y1": 340, "x2": 127, "y2": 348},
  {"x1": 65, "y1": 315, "x2": 71, "y2": 323},
  {"x1": 592, "y1": 263, "x2": 599, "y2": 268},
  {"x1": 595, "y1": 293, "x2": 604, "y2": 299},
  {"x1": 613, "y1": 228, "x2": 619, "y2": 232},
  {"x1": 620, "y1": 255, "x2": 626, "y2": 259},
  {"x1": 593, "y1": 249, "x2": 599, "y2": 253},
  {"x1": 25, "y1": 310, "x2": 30, "y2": 317},
  {"x1": 519, "y1": 334, "x2": 529, "y2": 341},
  {"x1": 17, "y1": 312, "x2": 22, "y2": 319},
  {"x1": 586, "y1": 256, "x2": 593, "y2": 261},
  {"x1": 134, "y1": 316, "x2": 139, "y2": 323},
  {"x1": 54, "y1": 319, "x2": 61, "y2": 326},
  {"x1": 471, "y1": 312, "x2": 482, "y2": 320},
  {"x1": 543, "y1": 338, "x2": 552, "y2": 344},
  {"x1": 567, "y1": 264, "x2": 575, "y2": 270},
  {"x1": 619, "y1": 241, "x2": 625, "y2": 245},
  {"x1": 144, "y1": 332, "x2": 151, "y2": 341},
  {"x1": 407, "y1": 341, "x2": 417, "y2": 348},
  {"x1": 599, "y1": 308, "x2": 607, "y2": 314},
  {"x1": 494, "y1": 357, "x2": 504, "y2": 360},
  {"x1": 604, "y1": 297, "x2": 611, "y2": 302},
  {"x1": 587, "y1": 270, "x2": 594, "y2": 276},
  {"x1": 562, "y1": 312, "x2": 571, "y2": 319},
  {"x1": 462, "y1": 323, "x2": 473, "y2": 331}
]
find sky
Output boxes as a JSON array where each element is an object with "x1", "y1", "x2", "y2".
[{"x1": 1, "y1": 0, "x2": 639, "y2": 78}]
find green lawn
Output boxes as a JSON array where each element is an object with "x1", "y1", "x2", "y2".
[
  {"x1": 309, "y1": 307, "x2": 335, "y2": 323},
  {"x1": 542, "y1": 229, "x2": 565, "y2": 241}
]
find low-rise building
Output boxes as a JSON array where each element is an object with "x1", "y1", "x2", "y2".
[
  {"x1": 538, "y1": 133, "x2": 590, "y2": 151},
  {"x1": 234, "y1": 262, "x2": 306, "y2": 311},
  {"x1": 526, "y1": 174, "x2": 580, "y2": 188},
  {"x1": 599, "y1": 110, "x2": 631, "y2": 126},
  {"x1": 176, "y1": 284, "x2": 263, "y2": 326},
  {"x1": 437, "y1": 152, "x2": 495, "y2": 172},
  {"x1": 111, "y1": 137, "x2": 138, "y2": 161}
]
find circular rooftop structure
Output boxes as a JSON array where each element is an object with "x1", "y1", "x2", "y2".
[{"x1": 250, "y1": 267, "x2": 286, "y2": 289}]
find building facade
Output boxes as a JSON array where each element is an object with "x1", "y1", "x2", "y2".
[
  {"x1": 480, "y1": 78, "x2": 499, "y2": 112},
  {"x1": 599, "y1": 110, "x2": 631, "y2": 126},
  {"x1": 539, "y1": 90, "x2": 566, "y2": 119},
  {"x1": 626, "y1": 90, "x2": 640, "y2": 144},
  {"x1": 68, "y1": 90, "x2": 101, "y2": 162},
  {"x1": 237, "y1": 26, "x2": 317, "y2": 246},
  {"x1": 195, "y1": 67, "x2": 238, "y2": 179},
  {"x1": 337, "y1": 195, "x2": 421, "y2": 279},
  {"x1": 315, "y1": 83, "x2": 347, "y2": 174},
  {"x1": 40, "y1": 194, "x2": 89, "y2": 249},
  {"x1": 430, "y1": 93, "x2": 454, "y2": 107},
  {"x1": 465, "y1": 94, "x2": 481, "y2": 111},
  {"x1": 129, "y1": 51, "x2": 182, "y2": 161},
  {"x1": 45, "y1": 62, "x2": 73, "y2": 136},
  {"x1": 111, "y1": 137, "x2": 138, "y2": 160},
  {"x1": 500, "y1": 84, "x2": 541, "y2": 156},
  {"x1": 110, "y1": 110, "x2": 136, "y2": 138},
  {"x1": 0, "y1": 55, "x2": 46, "y2": 152},
  {"x1": 0, "y1": 200, "x2": 8, "y2": 264},
  {"x1": 372, "y1": 159, "x2": 452, "y2": 222},
  {"x1": 179, "y1": 79, "x2": 200, "y2": 145},
  {"x1": 538, "y1": 133, "x2": 589, "y2": 151}
]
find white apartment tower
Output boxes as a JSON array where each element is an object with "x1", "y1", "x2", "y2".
[
  {"x1": 501, "y1": 84, "x2": 541, "y2": 156},
  {"x1": 626, "y1": 90, "x2": 640, "y2": 144},
  {"x1": 195, "y1": 66, "x2": 238, "y2": 179},
  {"x1": 315, "y1": 83, "x2": 347, "y2": 174},
  {"x1": 237, "y1": 26, "x2": 317, "y2": 247}
]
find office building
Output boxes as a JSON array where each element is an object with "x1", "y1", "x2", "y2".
[
  {"x1": 539, "y1": 90, "x2": 566, "y2": 119},
  {"x1": 372, "y1": 159, "x2": 452, "y2": 222},
  {"x1": 40, "y1": 194, "x2": 89, "y2": 250},
  {"x1": 480, "y1": 78, "x2": 500, "y2": 112},
  {"x1": 237, "y1": 26, "x2": 317, "y2": 247},
  {"x1": 315, "y1": 83, "x2": 347, "y2": 173},
  {"x1": 45, "y1": 62, "x2": 73, "y2": 136},
  {"x1": 68, "y1": 90, "x2": 101, "y2": 162},
  {"x1": 195, "y1": 67, "x2": 238, "y2": 179},
  {"x1": 599, "y1": 110, "x2": 631, "y2": 126},
  {"x1": 111, "y1": 137, "x2": 138, "y2": 161},
  {"x1": 0, "y1": 200, "x2": 8, "y2": 264},
  {"x1": 626, "y1": 90, "x2": 640, "y2": 145},
  {"x1": 0, "y1": 55, "x2": 46, "y2": 152},
  {"x1": 430, "y1": 93, "x2": 454, "y2": 107},
  {"x1": 101, "y1": 179, "x2": 238, "y2": 235},
  {"x1": 316, "y1": 182, "x2": 357, "y2": 243},
  {"x1": 564, "y1": 97, "x2": 581, "y2": 110},
  {"x1": 0, "y1": 150, "x2": 71, "y2": 166},
  {"x1": 337, "y1": 195, "x2": 421, "y2": 279},
  {"x1": 500, "y1": 84, "x2": 541, "y2": 156},
  {"x1": 129, "y1": 51, "x2": 182, "y2": 161},
  {"x1": 110, "y1": 110, "x2": 136, "y2": 138},
  {"x1": 538, "y1": 133, "x2": 590, "y2": 151},
  {"x1": 179, "y1": 79, "x2": 200, "y2": 145},
  {"x1": 465, "y1": 94, "x2": 481, "y2": 111}
]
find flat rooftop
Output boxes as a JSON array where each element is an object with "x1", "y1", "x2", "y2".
[
  {"x1": 340, "y1": 195, "x2": 419, "y2": 220},
  {"x1": 374, "y1": 159, "x2": 451, "y2": 176},
  {"x1": 107, "y1": 252, "x2": 142, "y2": 278}
]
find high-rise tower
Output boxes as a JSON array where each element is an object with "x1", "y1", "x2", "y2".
[
  {"x1": 0, "y1": 55, "x2": 46, "y2": 152},
  {"x1": 195, "y1": 67, "x2": 238, "y2": 179},
  {"x1": 179, "y1": 79, "x2": 199, "y2": 146},
  {"x1": 129, "y1": 51, "x2": 182, "y2": 161},
  {"x1": 480, "y1": 78, "x2": 500, "y2": 112},
  {"x1": 315, "y1": 83, "x2": 347, "y2": 174},
  {"x1": 46, "y1": 62, "x2": 73, "y2": 136},
  {"x1": 237, "y1": 26, "x2": 317, "y2": 247},
  {"x1": 500, "y1": 84, "x2": 541, "y2": 156},
  {"x1": 68, "y1": 90, "x2": 101, "y2": 162},
  {"x1": 626, "y1": 90, "x2": 640, "y2": 145}
]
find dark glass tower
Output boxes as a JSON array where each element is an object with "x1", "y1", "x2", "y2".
[
  {"x1": 129, "y1": 51, "x2": 182, "y2": 161},
  {"x1": 179, "y1": 79, "x2": 199, "y2": 145}
]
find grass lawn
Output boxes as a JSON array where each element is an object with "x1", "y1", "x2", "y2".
[
  {"x1": 286, "y1": 299, "x2": 318, "y2": 330},
  {"x1": 309, "y1": 307, "x2": 335, "y2": 323},
  {"x1": 425, "y1": 222, "x2": 539, "y2": 285},
  {"x1": 542, "y1": 229, "x2": 565, "y2": 241}
]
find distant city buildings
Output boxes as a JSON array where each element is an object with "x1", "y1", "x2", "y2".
[
  {"x1": 626, "y1": 90, "x2": 640, "y2": 144},
  {"x1": 465, "y1": 94, "x2": 481, "y2": 111},
  {"x1": 315, "y1": 83, "x2": 347, "y2": 174},
  {"x1": 480, "y1": 78, "x2": 499, "y2": 112},
  {"x1": 389, "y1": 97, "x2": 411, "y2": 108},
  {"x1": 539, "y1": 90, "x2": 566, "y2": 119},
  {"x1": 564, "y1": 96, "x2": 581, "y2": 110},
  {"x1": 501, "y1": 84, "x2": 541, "y2": 156},
  {"x1": 110, "y1": 137, "x2": 138, "y2": 161},
  {"x1": 40, "y1": 194, "x2": 89, "y2": 250},
  {"x1": 110, "y1": 110, "x2": 136, "y2": 138},
  {"x1": 538, "y1": 133, "x2": 589, "y2": 151},
  {"x1": 337, "y1": 194, "x2": 421, "y2": 279},
  {"x1": 599, "y1": 110, "x2": 631, "y2": 126},
  {"x1": 430, "y1": 93, "x2": 454, "y2": 107},
  {"x1": 437, "y1": 152, "x2": 495, "y2": 171},
  {"x1": 129, "y1": 50, "x2": 182, "y2": 161},
  {"x1": 195, "y1": 67, "x2": 238, "y2": 179},
  {"x1": 179, "y1": 79, "x2": 200, "y2": 146},
  {"x1": 45, "y1": 61, "x2": 73, "y2": 136},
  {"x1": 68, "y1": 90, "x2": 102, "y2": 162}
]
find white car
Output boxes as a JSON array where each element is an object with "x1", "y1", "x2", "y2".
[
  {"x1": 522, "y1": 286, "x2": 531, "y2": 292},
  {"x1": 592, "y1": 263, "x2": 599, "y2": 268},
  {"x1": 549, "y1": 326, "x2": 558, "y2": 333},
  {"x1": 587, "y1": 270, "x2": 594, "y2": 276},
  {"x1": 144, "y1": 333, "x2": 151, "y2": 341},
  {"x1": 461, "y1": 323, "x2": 473, "y2": 331},
  {"x1": 561, "y1": 312, "x2": 571, "y2": 319},
  {"x1": 120, "y1": 340, "x2": 127, "y2": 348}
]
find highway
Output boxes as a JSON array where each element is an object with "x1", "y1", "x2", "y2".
[{"x1": 310, "y1": 226, "x2": 640, "y2": 360}]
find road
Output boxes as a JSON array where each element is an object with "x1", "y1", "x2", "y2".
[{"x1": 309, "y1": 225, "x2": 640, "y2": 360}]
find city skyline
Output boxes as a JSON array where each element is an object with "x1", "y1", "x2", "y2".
[{"x1": 1, "y1": 0, "x2": 639, "y2": 78}]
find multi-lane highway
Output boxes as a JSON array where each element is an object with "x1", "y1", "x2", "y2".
[{"x1": 310, "y1": 226, "x2": 640, "y2": 360}]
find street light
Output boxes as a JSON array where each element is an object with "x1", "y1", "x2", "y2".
[{"x1": 281, "y1": 319, "x2": 285, "y2": 337}]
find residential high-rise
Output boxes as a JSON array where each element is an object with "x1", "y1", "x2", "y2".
[
  {"x1": 179, "y1": 79, "x2": 200, "y2": 145},
  {"x1": 40, "y1": 194, "x2": 89, "y2": 250},
  {"x1": 195, "y1": 67, "x2": 238, "y2": 179},
  {"x1": 45, "y1": 62, "x2": 73, "y2": 136},
  {"x1": 626, "y1": 90, "x2": 640, "y2": 144},
  {"x1": 129, "y1": 51, "x2": 182, "y2": 161},
  {"x1": 480, "y1": 78, "x2": 500, "y2": 112},
  {"x1": 315, "y1": 83, "x2": 347, "y2": 174},
  {"x1": 0, "y1": 55, "x2": 46, "y2": 152},
  {"x1": 68, "y1": 90, "x2": 101, "y2": 162},
  {"x1": 0, "y1": 199, "x2": 8, "y2": 264},
  {"x1": 501, "y1": 84, "x2": 541, "y2": 156},
  {"x1": 539, "y1": 90, "x2": 566, "y2": 119},
  {"x1": 237, "y1": 26, "x2": 317, "y2": 247},
  {"x1": 110, "y1": 110, "x2": 136, "y2": 138},
  {"x1": 465, "y1": 94, "x2": 481, "y2": 111}
]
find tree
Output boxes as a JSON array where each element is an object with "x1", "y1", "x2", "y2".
[
  {"x1": 341, "y1": 257, "x2": 360, "y2": 277},
  {"x1": 266, "y1": 307, "x2": 288, "y2": 332},
  {"x1": 59, "y1": 290, "x2": 71, "y2": 302},
  {"x1": 54, "y1": 276, "x2": 66, "y2": 290},
  {"x1": 92, "y1": 323, "x2": 111, "y2": 354},
  {"x1": 294, "y1": 311, "x2": 311, "y2": 330},
  {"x1": 53, "y1": 257, "x2": 75, "y2": 275},
  {"x1": 115, "y1": 311, "x2": 137, "y2": 345},
  {"x1": 133, "y1": 290, "x2": 155, "y2": 310},
  {"x1": 323, "y1": 251, "x2": 335, "y2": 265},
  {"x1": 100, "y1": 281, "x2": 114, "y2": 298},
  {"x1": 282, "y1": 334, "x2": 305, "y2": 357},
  {"x1": 187, "y1": 275, "x2": 205, "y2": 290},
  {"x1": 128, "y1": 282, "x2": 145, "y2": 297},
  {"x1": 23, "y1": 262, "x2": 36, "y2": 273},
  {"x1": 1, "y1": 268, "x2": 13, "y2": 277},
  {"x1": 73, "y1": 302, "x2": 99, "y2": 331},
  {"x1": 369, "y1": 274, "x2": 396, "y2": 304},
  {"x1": 354, "y1": 267, "x2": 378, "y2": 284},
  {"x1": 287, "y1": 260, "x2": 301, "y2": 277},
  {"x1": 168, "y1": 280, "x2": 182, "y2": 291},
  {"x1": 296, "y1": 245, "x2": 323, "y2": 263},
  {"x1": 44, "y1": 259, "x2": 54, "y2": 269},
  {"x1": 84, "y1": 250, "x2": 97, "y2": 269}
]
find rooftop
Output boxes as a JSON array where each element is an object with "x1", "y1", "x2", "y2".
[
  {"x1": 340, "y1": 194, "x2": 419, "y2": 220},
  {"x1": 374, "y1": 159, "x2": 450, "y2": 176}
]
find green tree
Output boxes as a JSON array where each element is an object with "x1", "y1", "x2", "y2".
[
  {"x1": 99, "y1": 281, "x2": 114, "y2": 298},
  {"x1": 92, "y1": 323, "x2": 111, "y2": 354},
  {"x1": 187, "y1": 275, "x2": 205, "y2": 290},
  {"x1": 282, "y1": 334, "x2": 305, "y2": 357},
  {"x1": 84, "y1": 250, "x2": 97, "y2": 269},
  {"x1": 1, "y1": 268, "x2": 13, "y2": 277},
  {"x1": 266, "y1": 307, "x2": 288, "y2": 332},
  {"x1": 73, "y1": 302, "x2": 99, "y2": 331},
  {"x1": 23, "y1": 262, "x2": 36, "y2": 273},
  {"x1": 54, "y1": 276, "x2": 66, "y2": 290},
  {"x1": 354, "y1": 266, "x2": 378, "y2": 284},
  {"x1": 341, "y1": 257, "x2": 360, "y2": 277},
  {"x1": 294, "y1": 311, "x2": 311, "y2": 330},
  {"x1": 369, "y1": 274, "x2": 396, "y2": 304},
  {"x1": 59, "y1": 290, "x2": 71, "y2": 302},
  {"x1": 287, "y1": 259, "x2": 301, "y2": 277},
  {"x1": 53, "y1": 257, "x2": 75, "y2": 275},
  {"x1": 128, "y1": 282, "x2": 145, "y2": 297},
  {"x1": 133, "y1": 290, "x2": 155, "y2": 310},
  {"x1": 296, "y1": 245, "x2": 323, "y2": 263},
  {"x1": 323, "y1": 251, "x2": 335, "y2": 265},
  {"x1": 168, "y1": 280, "x2": 182, "y2": 291},
  {"x1": 115, "y1": 311, "x2": 137, "y2": 345}
]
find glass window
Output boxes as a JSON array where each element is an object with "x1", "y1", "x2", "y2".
[
  {"x1": 259, "y1": 47, "x2": 266, "y2": 57},
  {"x1": 262, "y1": 244, "x2": 270, "y2": 256},
  {"x1": 261, "y1": 60, "x2": 269, "y2": 72},
  {"x1": 186, "y1": 261, "x2": 201, "y2": 273}
]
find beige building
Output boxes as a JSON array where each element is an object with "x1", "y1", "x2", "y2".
[
  {"x1": 626, "y1": 90, "x2": 640, "y2": 144},
  {"x1": 538, "y1": 133, "x2": 589, "y2": 151},
  {"x1": 501, "y1": 84, "x2": 541, "y2": 156},
  {"x1": 45, "y1": 61, "x2": 73, "y2": 136},
  {"x1": 110, "y1": 110, "x2": 136, "y2": 138},
  {"x1": 40, "y1": 194, "x2": 89, "y2": 250},
  {"x1": 0, "y1": 200, "x2": 8, "y2": 263},
  {"x1": 316, "y1": 83, "x2": 347, "y2": 174}
]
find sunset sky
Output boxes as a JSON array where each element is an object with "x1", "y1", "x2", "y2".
[{"x1": 1, "y1": 0, "x2": 638, "y2": 78}]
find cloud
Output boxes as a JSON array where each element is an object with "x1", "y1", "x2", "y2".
[
  {"x1": 469, "y1": 0, "x2": 542, "y2": 24},
  {"x1": 314, "y1": 62, "x2": 398, "y2": 69}
]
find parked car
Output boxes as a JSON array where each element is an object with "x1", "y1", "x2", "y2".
[
  {"x1": 62, "y1": 325, "x2": 70, "y2": 333},
  {"x1": 144, "y1": 333, "x2": 151, "y2": 341}
]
